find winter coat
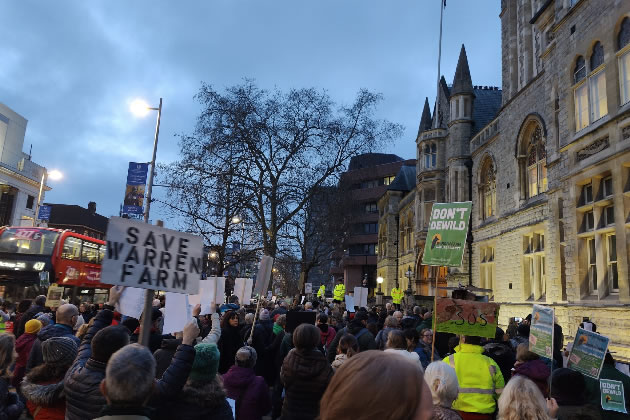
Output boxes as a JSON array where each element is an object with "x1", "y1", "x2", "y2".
[
  {"x1": 483, "y1": 342, "x2": 515, "y2": 383},
  {"x1": 218, "y1": 325, "x2": 244, "y2": 375},
  {"x1": 27, "y1": 324, "x2": 80, "y2": 372},
  {"x1": 331, "y1": 354, "x2": 348, "y2": 372},
  {"x1": 266, "y1": 329, "x2": 286, "y2": 384},
  {"x1": 556, "y1": 404, "x2": 602, "y2": 420},
  {"x1": 325, "y1": 321, "x2": 376, "y2": 364},
  {"x1": 15, "y1": 304, "x2": 45, "y2": 338},
  {"x1": 430, "y1": 406, "x2": 463, "y2": 420},
  {"x1": 93, "y1": 405, "x2": 153, "y2": 420},
  {"x1": 22, "y1": 376, "x2": 66, "y2": 420},
  {"x1": 251, "y1": 320, "x2": 275, "y2": 384},
  {"x1": 513, "y1": 359, "x2": 550, "y2": 397},
  {"x1": 130, "y1": 330, "x2": 168, "y2": 354},
  {"x1": 318, "y1": 325, "x2": 336, "y2": 350},
  {"x1": 240, "y1": 323, "x2": 253, "y2": 343},
  {"x1": 280, "y1": 348, "x2": 333, "y2": 420},
  {"x1": 0, "y1": 376, "x2": 24, "y2": 420},
  {"x1": 584, "y1": 363, "x2": 630, "y2": 420},
  {"x1": 154, "y1": 338, "x2": 181, "y2": 379},
  {"x1": 222, "y1": 365, "x2": 271, "y2": 420},
  {"x1": 509, "y1": 335, "x2": 528, "y2": 352},
  {"x1": 374, "y1": 327, "x2": 396, "y2": 350},
  {"x1": 158, "y1": 379, "x2": 233, "y2": 420},
  {"x1": 13, "y1": 332, "x2": 37, "y2": 387},
  {"x1": 384, "y1": 348, "x2": 424, "y2": 370}
]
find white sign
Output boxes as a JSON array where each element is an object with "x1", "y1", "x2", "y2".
[
  {"x1": 163, "y1": 292, "x2": 192, "y2": 334},
  {"x1": 305, "y1": 283, "x2": 313, "y2": 294},
  {"x1": 234, "y1": 277, "x2": 254, "y2": 305},
  {"x1": 354, "y1": 287, "x2": 368, "y2": 308},
  {"x1": 115, "y1": 286, "x2": 146, "y2": 319},
  {"x1": 345, "y1": 294, "x2": 355, "y2": 312},
  {"x1": 102, "y1": 217, "x2": 204, "y2": 294},
  {"x1": 195, "y1": 277, "x2": 225, "y2": 315},
  {"x1": 253, "y1": 256, "x2": 274, "y2": 295}
]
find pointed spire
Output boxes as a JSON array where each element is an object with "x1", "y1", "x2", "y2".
[
  {"x1": 451, "y1": 44, "x2": 473, "y2": 96},
  {"x1": 418, "y1": 98, "x2": 432, "y2": 134}
]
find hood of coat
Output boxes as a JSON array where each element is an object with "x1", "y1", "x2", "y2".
[
  {"x1": 37, "y1": 323, "x2": 74, "y2": 342},
  {"x1": 222, "y1": 365, "x2": 255, "y2": 389},
  {"x1": 180, "y1": 378, "x2": 227, "y2": 409},
  {"x1": 21, "y1": 378, "x2": 65, "y2": 406},
  {"x1": 514, "y1": 359, "x2": 550, "y2": 382},
  {"x1": 159, "y1": 338, "x2": 182, "y2": 351},
  {"x1": 282, "y1": 349, "x2": 330, "y2": 383},
  {"x1": 16, "y1": 333, "x2": 37, "y2": 350}
]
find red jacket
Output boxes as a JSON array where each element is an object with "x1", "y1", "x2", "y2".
[
  {"x1": 15, "y1": 332, "x2": 37, "y2": 368},
  {"x1": 22, "y1": 377, "x2": 66, "y2": 420},
  {"x1": 319, "y1": 325, "x2": 336, "y2": 349}
]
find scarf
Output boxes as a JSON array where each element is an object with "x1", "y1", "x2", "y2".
[{"x1": 273, "y1": 323, "x2": 283, "y2": 335}]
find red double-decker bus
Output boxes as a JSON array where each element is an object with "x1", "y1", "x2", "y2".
[{"x1": 0, "y1": 227, "x2": 111, "y2": 304}]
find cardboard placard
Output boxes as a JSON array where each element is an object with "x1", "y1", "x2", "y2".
[
  {"x1": 163, "y1": 292, "x2": 192, "y2": 334},
  {"x1": 234, "y1": 277, "x2": 253, "y2": 305},
  {"x1": 600, "y1": 379, "x2": 627, "y2": 413},
  {"x1": 567, "y1": 328, "x2": 609, "y2": 379},
  {"x1": 194, "y1": 276, "x2": 225, "y2": 315},
  {"x1": 286, "y1": 311, "x2": 316, "y2": 333},
  {"x1": 529, "y1": 304, "x2": 554, "y2": 358},
  {"x1": 344, "y1": 295, "x2": 355, "y2": 312},
  {"x1": 115, "y1": 286, "x2": 145, "y2": 319},
  {"x1": 422, "y1": 202, "x2": 472, "y2": 267},
  {"x1": 253, "y1": 256, "x2": 273, "y2": 295},
  {"x1": 45, "y1": 284, "x2": 64, "y2": 308},
  {"x1": 353, "y1": 287, "x2": 368, "y2": 308},
  {"x1": 435, "y1": 297, "x2": 499, "y2": 338}
]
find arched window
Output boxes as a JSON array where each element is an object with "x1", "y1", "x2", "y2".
[
  {"x1": 480, "y1": 158, "x2": 496, "y2": 220},
  {"x1": 527, "y1": 126, "x2": 547, "y2": 197},
  {"x1": 590, "y1": 42, "x2": 604, "y2": 70},
  {"x1": 588, "y1": 42, "x2": 607, "y2": 122},
  {"x1": 619, "y1": 18, "x2": 630, "y2": 105},
  {"x1": 574, "y1": 56, "x2": 586, "y2": 84}
]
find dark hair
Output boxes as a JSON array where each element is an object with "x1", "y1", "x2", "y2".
[
  {"x1": 228, "y1": 295, "x2": 239, "y2": 304},
  {"x1": 91, "y1": 326, "x2": 130, "y2": 363},
  {"x1": 121, "y1": 317, "x2": 140, "y2": 334},
  {"x1": 34, "y1": 295, "x2": 46, "y2": 307},
  {"x1": 386, "y1": 330, "x2": 407, "y2": 350},
  {"x1": 448, "y1": 336, "x2": 460, "y2": 353},
  {"x1": 293, "y1": 324, "x2": 321, "y2": 351},
  {"x1": 17, "y1": 300, "x2": 32, "y2": 313},
  {"x1": 495, "y1": 327, "x2": 505, "y2": 342},
  {"x1": 221, "y1": 310, "x2": 239, "y2": 329},
  {"x1": 463, "y1": 335, "x2": 482, "y2": 346},
  {"x1": 317, "y1": 313, "x2": 328, "y2": 324},
  {"x1": 403, "y1": 328, "x2": 419, "y2": 345},
  {"x1": 517, "y1": 323, "x2": 530, "y2": 337},
  {"x1": 338, "y1": 334, "x2": 358, "y2": 357}
]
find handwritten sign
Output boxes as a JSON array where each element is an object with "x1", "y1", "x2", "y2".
[
  {"x1": 45, "y1": 284, "x2": 64, "y2": 308},
  {"x1": 435, "y1": 298, "x2": 499, "y2": 338},
  {"x1": 102, "y1": 217, "x2": 203, "y2": 294},
  {"x1": 567, "y1": 327, "x2": 609, "y2": 379},
  {"x1": 529, "y1": 305, "x2": 554, "y2": 358}
]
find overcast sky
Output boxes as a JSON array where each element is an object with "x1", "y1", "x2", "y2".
[{"x1": 0, "y1": 1, "x2": 501, "y2": 221}]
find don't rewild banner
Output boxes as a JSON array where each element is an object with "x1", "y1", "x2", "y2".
[{"x1": 422, "y1": 202, "x2": 472, "y2": 267}]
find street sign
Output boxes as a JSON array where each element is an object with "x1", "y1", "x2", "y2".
[
  {"x1": 38, "y1": 205, "x2": 51, "y2": 221},
  {"x1": 101, "y1": 217, "x2": 203, "y2": 294},
  {"x1": 304, "y1": 283, "x2": 312, "y2": 294},
  {"x1": 422, "y1": 202, "x2": 472, "y2": 267}
]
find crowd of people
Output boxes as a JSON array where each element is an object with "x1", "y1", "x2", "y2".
[{"x1": 0, "y1": 290, "x2": 624, "y2": 420}]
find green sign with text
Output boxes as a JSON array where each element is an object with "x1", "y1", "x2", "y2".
[{"x1": 422, "y1": 202, "x2": 472, "y2": 267}]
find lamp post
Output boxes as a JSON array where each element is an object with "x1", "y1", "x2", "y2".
[
  {"x1": 376, "y1": 276, "x2": 384, "y2": 305},
  {"x1": 131, "y1": 97, "x2": 163, "y2": 348},
  {"x1": 34, "y1": 169, "x2": 62, "y2": 227},
  {"x1": 231, "y1": 215, "x2": 246, "y2": 276},
  {"x1": 405, "y1": 266, "x2": 414, "y2": 309}
]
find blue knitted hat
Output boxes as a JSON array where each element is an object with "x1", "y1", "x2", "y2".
[{"x1": 189, "y1": 343, "x2": 220, "y2": 382}]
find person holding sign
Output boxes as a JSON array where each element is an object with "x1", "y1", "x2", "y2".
[
  {"x1": 550, "y1": 368, "x2": 602, "y2": 420},
  {"x1": 584, "y1": 352, "x2": 630, "y2": 419}
]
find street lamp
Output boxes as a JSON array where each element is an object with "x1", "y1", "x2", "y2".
[
  {"x1": 131, "y1": 97, "x2": 163, "y2": 348},
  {"x1": 35, "y1": 169, "x2": 63, "y2": 227},
  {"x1": 376, "y1": 276, "x2": 384, "y2": 305},
  {"x1": 405, "y1": 266, "x2": 414, "y2": 309},
  {"x1": 231, "y1": 215, "x2": 246, "y2": 276}
]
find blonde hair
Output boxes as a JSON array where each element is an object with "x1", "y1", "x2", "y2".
[
  {"x1": 424, "y1": 361, "x2": 458, "y2": 407},
  {"x1": 497, "y1": 376, "x2": 551, "y2": 420}
]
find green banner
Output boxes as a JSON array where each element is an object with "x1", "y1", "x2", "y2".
[
  {"x1": 422, "y1": 202, "x2": 472, "y2": 267},
  {"x1": 435, "y1": 298, "x2": 499, "y2": 338},
  {"x1": 600, "y1": 379, "x2": 627, "y2": 413},
  {"x1": 567, "y1": 328, "x2": 609, "y2": 379},
  {"x1": 529, "y1": 305, "x2": 554, "y2": 359}
]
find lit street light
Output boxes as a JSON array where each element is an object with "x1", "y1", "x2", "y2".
[
  {"x1": 35, "y1": 169, "x2": 63, "y2": 227},
  {"x1": 376, "y1": 276, "x2": 384, "y2": 305}
]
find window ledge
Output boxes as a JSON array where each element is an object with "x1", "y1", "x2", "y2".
[{"x1": 570, "y1": 115, "x2": 612, "y2": 145}]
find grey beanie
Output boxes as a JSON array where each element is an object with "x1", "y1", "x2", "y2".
[
  {"x1": 235, "y1": 346, "x2": 257, "y2": 368},
  {"x1": 42, "y1": 336, "x2": 78, "y2": 366}
]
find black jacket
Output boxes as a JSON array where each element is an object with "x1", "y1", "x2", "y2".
[
  {"x1": 0, "y1": 376, "x2": 23, "y2": 420},
  {"x1": 218, "y1": 326, "x2": 244, "y2": 375},
  {"x1": 15, "y1": 304, "x2": 45, "y2": 338},
  {"x1": 325, "y1": 320, "x2": 376, "y2": 364},
  {"x1": 153, "y1": 338, "x2": 182, "y2": 379},
  {"x1": 251, "y1": 320, "x2": 275, "y2": 384},
  {"x1": 158, "y1": 379, "x2": 234, "y2": 420}
]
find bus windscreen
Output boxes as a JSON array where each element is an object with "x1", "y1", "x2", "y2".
[{"x1": 0, "y1": 228, "x2": 59, "y2": 256}]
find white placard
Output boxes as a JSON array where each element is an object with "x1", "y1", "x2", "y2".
[
  {"x1": 253, "y1": 256, "x2": 274, "y2": 295},
  {"x1": 354, "y1": 287, "x2": 368, "y2": 308},
  {"x1": 304, "y1": 283, "x2": 312, "y2": 294},
  {"x1": 101, "y1": 217, "x2": 204, "y2": 294},
  {"x1": 163, "y1": 292, "x2": 192, "y2": 334},
  {"x1": 345, "y1": 294, "x2": 355, "y2": 312},
  {"x1": 187, "y1": 294, "x2": 200, "y2": 307},
  {"x1": 115, "y1": 287, "x2": 146, "y2": 319},
  {"x1": 198, "y1": 277, "x2": 225, "y2": 315},
  {"x1": 234, "y1": 277, "x2": 253, "y2": 305}
]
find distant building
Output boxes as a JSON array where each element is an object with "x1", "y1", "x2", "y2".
[
  {"x1": 0, "y1": 103, "x2": 49, "y2": 227},
  {"x1": 44, "y1": 202, "x2": 108, "y2": 240}
]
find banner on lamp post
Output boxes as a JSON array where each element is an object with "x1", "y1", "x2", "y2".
[
  {"x1": 122, "y1": 162, "x2": 149, "y2": 215},
  {"x1": 422, "y1": 202, "x2": 472, "y2": 267}
]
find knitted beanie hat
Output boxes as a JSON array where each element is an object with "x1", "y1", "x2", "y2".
[
  {"x1": 42, "y1": 336, "x2": 78, "y2": 366},
  {"x1": 259, "y1": 309, "x2": 270, "y2": 321},
  {"x1": 25, "y1": 319, "x2": 42, "y2": 335},
  {"x1": 189, "y1": 343, "x2": 220, "y2": 382},
  {"x1": 235, "y1": 346, "x2": 257, "y2": 368}
]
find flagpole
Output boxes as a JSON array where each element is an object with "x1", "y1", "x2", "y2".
[{"x1": 435, "y1": 0, "x2": 445, "y2": 128}]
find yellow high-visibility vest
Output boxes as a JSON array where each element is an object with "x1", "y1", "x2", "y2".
[
  {"x1": 317, "y1": 285, "x2": 326, "y2": 298},
  {"x1": 333, "y1": 284, "x2": 345, "y2": 301},
  {"x1": 391, "y1": 287, "x2": 404, "y2": 304}
]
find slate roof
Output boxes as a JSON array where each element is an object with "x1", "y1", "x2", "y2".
[
  {"x1": 387, "y1": 164, "x2": 416, "y2": 192},
  {"x1": 44, "y1": 203, "x2": 109, "y2": 234},
  {"x1": 471, "y1": 87, "x2": 502, "y2": 136},
  {"x1": 347, "y1": 153, "x2": 403, "y2": 171}
]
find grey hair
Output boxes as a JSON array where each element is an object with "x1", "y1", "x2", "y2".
[
  {"x1": 424, "y1": 361, "x2": 459, "y2": 407},
  {"x1": 105, "y1": 344, "x2": 155, "y2": 405},
  {"x1": 244, "y1": 313, "x2": 255, "y2": 323},
  {"x1": 384, "y1": 316, "x2": 399, "y2": 328}
]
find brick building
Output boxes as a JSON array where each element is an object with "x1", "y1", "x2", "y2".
[{"x1": 378, "y1": 0, "x2": 630, "y2": 361}]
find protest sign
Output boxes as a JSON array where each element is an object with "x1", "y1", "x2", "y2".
[
  {"x1": 304, "y1": 283, "x2": 312, "y2": 294},
  {"x1": 286, "y1": 311, "x2": 316, "y2": 333},
  {"x1": 353, "y1": 287, "x2": 368, "y2": 308},
  {"x1": 234, "y1": 277, "x2": 253, "y2": 305},
  {"x1": 529, "y1": 304, "x2": 554, "y2": 358},
  {"x1": 195, "y1": 277, "x2": 225, "y2": 315},
  {"x1": 101, "y1": 217, "x2": 203, "y2": 294},
  {"x1": 115, "y1": 286, "x2": 145, "y2": 319},
  {"x1": 435, "y1": 297, "x2": 499, "y2": 338},
  {"x1": 163, "y1": 292, "x2": 192, "y2": 335},
  {"x1": 45, "y1": 284, "x2": 64, "y2": 308},
  {"x1": 422, "y1": 202, "x2": 472, "y2": 267},
  {"x1": 567, "y1": 328, "x2": 609, "y2": 379},
  {"x1": 344, "y1": 294, "x2": 355, "y2": 312},
  {"x1": 253, "y1": 256, "x2": 274, "y2": 295},
  {"x1": 600, "y1": 379, "x2": 627, "y2": 414}
]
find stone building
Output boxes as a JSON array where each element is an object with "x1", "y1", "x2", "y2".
[{"x1": 378, "y1": 0, "x2": 630, "y2": 361}]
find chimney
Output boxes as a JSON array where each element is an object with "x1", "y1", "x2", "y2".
[{"x1": 88, "y1": 202, "x2": 96, "y2": 215}]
